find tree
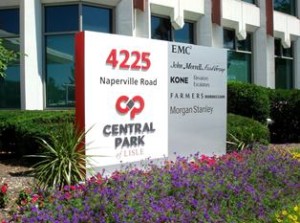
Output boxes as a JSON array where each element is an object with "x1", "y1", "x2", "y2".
[{"x1": 0, "y1": 38, "x2": 18, "y2": 78}]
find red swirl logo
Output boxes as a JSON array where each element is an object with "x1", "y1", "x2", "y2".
[{"x1": 116, "y1": 96, "x2": 144, "y2": 119}]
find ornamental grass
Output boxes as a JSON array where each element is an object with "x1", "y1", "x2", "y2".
[{"x1": 9, "y1": 147, "x2": 300, "y2": 222}]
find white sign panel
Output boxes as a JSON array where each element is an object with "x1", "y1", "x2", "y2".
[
  {"x1": 75, "y1": 32, "x2": 226, "y2": 173},
  {"x1": 168, "y1": 43, "x2": 227, "y2": 157},
  {"x1": 76, "y1": 32, "x2": 168, "y2": 171}
]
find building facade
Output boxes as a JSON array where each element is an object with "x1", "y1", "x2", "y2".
[{"x1": 0, "y1": 0, "x2": 299, "y2": 110}]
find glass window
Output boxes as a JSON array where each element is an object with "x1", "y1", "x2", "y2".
[
  {"x1": 243, "y1": 0, "x2": 255, "y2": 3},
  {"x1": 224, "y1": 29, "x2": 251, "y2": 51},
  {"x1": 46, "y1": 35, "x2": 75, "y2": 107},
  {"x1": 275, "y1": 39, "x2": 293, "y2": 58},
  {"x1": 83, "y1": 5, "x2": 112, "y2": 33},
  {"x1": 282, "y1": 45, "x2": 293, "y2": 58},
  {"x1": 0, "y1": 8, "x2": 20, "y2": 109},
  {"x1": 45, "y1": 5, "x2": 79, "y2": 33},
  {"x1": 0, "y1": 9, "x2": 19, "y2": 37},
  {"x1": 224, "y1": 29, "x2": 252, "y2": 83},
  {"x1": 224, "y1": 29, "x2": 235, "y2": 50},
  {"x1": 274, "y1": 39, "x2": 294, "y2": 89},
  {"x1": 227, "y1": 51, "x2": 251, "y2": 82},
  {"x1": 151, "y1": 16, "x2": 172, "y2": 41},
  {"x1": 274, "y1": 39, "x2": 282, "y2": 56},
  {"x1": 174, "y1": 22, "x2": 194, "y2": 44},
  {"x1": 237, "y1": 36, "x2": 252, "y2": 52},
  {"x1": 151, "y1": 16, "x2": 194, "y2": 44},
  {"x1": 44, "y1": 4, "x2": 113, "y2": 108},
  {"x1": 0, "y1": 38, "x2": 20, "y2": 108},
  {"x1": 274, "y1": 0, "x2": 296, "y2": 16},
  {"x1": 275, "y1": 59, "x2": 293, "y2": 89}
]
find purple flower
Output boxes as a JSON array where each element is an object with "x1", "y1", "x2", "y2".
[{"x1": 9, "y1": 147, "x2": 300, "y2": 223}]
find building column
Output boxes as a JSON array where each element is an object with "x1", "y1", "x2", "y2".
[
  {"x1": 253, "y1": 29, "x2": 275, "y2": 88},
  {"x1": 266, "y1": 36, "x2": 275, "y2": 88},
  {"x1": 116, "y1": 0, "x2": 134, "y2": 36},
  {"x1": 197, "y1": 0, "x2": 212, "y2": 46},
  {"x1": 211, "y1": 24, "x2": 223, "y2": 48},
  {"x1": 253, "y1": 0, "x2": 275, "y2": 88},
  {"x1": 294, "y1": 38, "x2": 300, "y2": 89},
  {"x1": 211, "y1": 0, "x2": 223, "y2": 48},
  {"x1": 294, "y1": 3, "x2": 300, "y2": 89},
  {"x1": 133, "y1": 0, "x2": 150, "y2": 38},
  {"x1": 20, "y1": 0, "x2": 43, "y2": 110}
]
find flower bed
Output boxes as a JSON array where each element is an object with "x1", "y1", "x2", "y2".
[
  {"x1": 0, "y1": 183, "x2": 8, "y2": 208},
  {"x1": 2, "y1": 147, "x2": 300, "y2": 222},
  {"x1": 275, "y1": 204, "x2": 300, "y2": 223}
]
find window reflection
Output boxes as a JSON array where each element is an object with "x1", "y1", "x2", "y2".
[
  {"x1": 275, "y1": 59, "x2": 293, "y2": 89},
  {"x1": 274, "y1": 39, "x2": 294, "y2": 89},
  {"x1": 0, "y1": 9, "x2": 19, "y2": 37},
  {"x1": 151, "y1": 16, "x2": 172, "y2": 41},
  {"x1": 227, "y1": 51, "x2": 251, "y2": 83},
  {"x1": 174, "y1": 22, "x2": 194, "y2": 44},
  {"x1": 46, "y1": 35, "x2": 74, "y2": 107},
  {"x1": 83, "y1": 5, "x2": 112, "y2": 32},
  {"x1": 45, "y1": 4, "x2": 113, "y2": 108},
  {"x1": 45, "y1": 5, "x2": 78, "y2": 33},
  {"x1": 274, "y1": 0, "x2": 296, "y2": 16},
  {"x1": 223, "y1": 29, "x2": 235, "y2": 50},
  {"x1": 224, "y1": 29, "x2": 251, "y2": 52},
  {"x1": 0, "y1": 8, "x2": 20, "y2": 109},
  {"x1": 224, "y1": 29, "x2": 252, "y2": 83},
  {"x1": 274, "y1": 39, "x2": 282, "y2": 56},
  {"x1": 0, "y1": 38, "x2": 20, "y2": 108},
  {"x1": 151, "y1": 15, "x2": 194, "y2": 44},
  {"x1": 282, "y1": 46, "x2": 293, "y2": 58},
  {"x1": 242, "y1": 0, "x2": 255, "y2": 4},
  {"x1": 237, "y1": 37, "x2": 251, "y2": 52}
]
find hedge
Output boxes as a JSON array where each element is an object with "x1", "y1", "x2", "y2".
[
  {"x1": 228, "y1": 81, "x2": 300, "y2": 143},
  {"x1": 0, "y1": 110, "x2": 270, "y2": 157},
  {"x1": 2, "y1": 88, "x2": 300, "y2": 157},
  {"x1": 227, "y1": 113, "x2": 270, "y2": 152},
  {"x1": 227, "y1": 81, "x2": 270, "y2": 124},
  {"x1": 269, "y1": 89, "x2": 300, "y2": 143},
  {"x1": 0, "y1": 110, "x2": 74, "y2": 157}
]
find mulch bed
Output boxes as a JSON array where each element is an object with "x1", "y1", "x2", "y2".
[{"x1": 0, "y1": 156, "x2": 35, "y2": 221}]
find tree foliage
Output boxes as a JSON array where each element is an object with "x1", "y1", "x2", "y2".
[{"x1": 0, "y1": 38, "x2": 18, "y2": 78}]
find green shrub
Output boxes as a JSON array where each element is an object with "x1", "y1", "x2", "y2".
[
  {"x1": 227, "y1": 81, "x2": 270, "y2": 124},
  {"x1": 0, "y1": 110, "x2": 74, "y2": 157},
  {"x1": 28, "y1": 123, "x2": 86, "y2": 190},
  {"x1": 227, "y1": 114, "x2": 269, "y2": 152},
  {"x1": 269, "y1": 89, "x2": 300, "y2": 143}
]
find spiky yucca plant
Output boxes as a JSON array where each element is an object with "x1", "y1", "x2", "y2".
[{"x1": 29, "y1": 124, "x2": 87, "y2": 190}]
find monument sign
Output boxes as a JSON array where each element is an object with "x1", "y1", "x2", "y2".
[{"x1": 75, "y1": 31, "x2": 227, "y2": 173}]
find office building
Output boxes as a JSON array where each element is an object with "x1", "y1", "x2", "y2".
[{"x1": 0, "y1": 0, "x2": 299, "y2": 109}]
